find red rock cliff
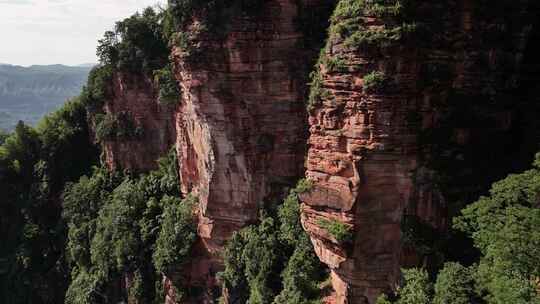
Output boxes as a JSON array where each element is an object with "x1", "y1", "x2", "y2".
[
  {"x1": 169, "y1": 0, "x2": 330, "y2": 301},
  {"x1": 101, "y1": 72, "x2": 177, "y2": 171},
  {"x1": 301, "y1": 1, "x2": 540, "y2": 303},
  {"x1": 98, "y1": 1, "x2": 332, "y2": 302},
  {"x1": 98, "y1": 1, "x2": 540, "y2": 303}
]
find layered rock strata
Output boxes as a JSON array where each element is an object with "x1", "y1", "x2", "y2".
[
  {"x1": 98, "y1": 1, "x2": 540, "y2": 303},
  {"x1": 300, "y1": 1, "x2": 540, "y2": 303},
  {"x1": 101, "y1": 72, "x2": 177, "y2": 171},
  {"x1": 168, "y1": 0, "x2": 330, "y2": 301}
]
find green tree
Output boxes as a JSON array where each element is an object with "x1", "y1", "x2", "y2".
[
  {"x1": 433, "y1": 262, "x2": 475, "y2": 304},
  {"x1": 0, "y1": 130, "x2": 8, "y2": 144},
  {"x1": 65, "y1": 268, "x2": 105, "y2": 304},
  {"x1": 154, "y1": 64, "x2": 181, "y2": 105},
  {"x1": 96, "y1": 7, "x2": 169, "y2": 72},
  {"x1": 219, "y1": 180, "x2": 327, "y2": 304},
  {"x1": 0, "y1": 121, "x2": 41, "y2": 181},
  {"x1": 383, "y1": 153, "x2": 540, "y2": 304},
  {"x1": 242, "y1": 216, "x2": 281, "y2": 304},
  {"x1": 454, "y1": 153, "x2": 540, "y2": 304},
  {"x1": 90, "y1": 179, "x2": 145, "y2": 276},
  {"x1": 220, "y1": 230, "x2": 249, "y2": 303},
  {"x1": 376, "y1": 294, "x2": 393, "y2": 304},
  {"x1": 396, "y1": 268, "x2": 432, "y2": 304},
  {"x1": 0, "y1": 99, "x2": 98, "y2": 303},
  {"x1": 80, "y1": 65, "x2": 113, "y2": 112},
  {"x1": 96, "y1": 31, "x2": 119, "y2": 65},
  {"x1": 63, "y1": 169, "x2": 119, "y2": 268},
  {"x1": 63, "y1": 149, "x2": 193, "y2": 303},
  {"x1": 153, "y1": 195, "x2": 197, "y2": 274},
  {"x1": 278, "y1": 191, "x2": 306, "y2": 246},
  {"x1": 273, "y1": 235, "x2": 324, "y2": 304}
]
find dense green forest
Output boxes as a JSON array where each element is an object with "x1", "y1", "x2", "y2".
[
  {"x1": 1, "y1": 0, "x2": 540, "y2": 303},
  {"x1": 0, "y1": 7, "x2": 186, "y2": 303},
  {"x1": 0, "y1": 98, "x2": 99, "y2": 302},
  {"x1": 2, "y1": 99, "x2": 539, "y2": 303}
]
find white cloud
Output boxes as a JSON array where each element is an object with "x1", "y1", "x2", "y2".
[{"x1": 0, "y1": 0, "x2": 167, "y2": 66}]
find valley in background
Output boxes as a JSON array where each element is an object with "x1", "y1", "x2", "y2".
[{"x1": 0, "y1": 64, "x2": 92, "y2": 131}]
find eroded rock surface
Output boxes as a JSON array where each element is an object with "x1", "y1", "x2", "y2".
[
  {"x1": 301, "y1": 1, "x2": 540, "y2": 303},
  {"x1": 168, "y1": 0, "x2": 330, "y2": 301},
  {"x1": 97, "y1": 1, "x2": 540, "y2": 303},
  {"x1": 101, "y1": 72, "x2": 176, "y2": 171}
]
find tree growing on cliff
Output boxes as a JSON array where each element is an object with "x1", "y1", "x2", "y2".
[
  {"x1": 152, "y1": 195, "x2": 197, "y2": 274},
  {"x1": 219, "y1": 180, "x2": 326, "y2": 304},
  {"x1": 0, "y1": 130, "x2": 8, "y2": 145},
  {"x1": 96, "y1": 7, "x2": 169, "y2": 72},
  {"x1": 153, "y1": 64, "x2": 181, "y2": 105},
  {"x1": 62, "y1": 148, "x2": 197, "y2": 303},
  {"x1": 96, "y1": 31, "x2": 118, "y2": 65},
  {"x1": 396, "y1": 268, "x2": 432, "y2": 304},
  {"x1": 433, "y1": 262, "x2": 475, "y2": 304}
]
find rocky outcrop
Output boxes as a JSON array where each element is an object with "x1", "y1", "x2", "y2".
[
  {"x1": 98, "y1": 1, "x2": 540, "y2": 303},
  {"x1": 97, "y1": 1, "x2": 333, "y2": 301},
  {"x1": 300, "y1": 1, "x2": 540, "y2": 303},
  {"x1": 173, "y1": 0, "x2": 307, "y2": 245},
  {"x1": 168, "y1": 0, "x2": 331, "y2": 302},
  {"x1": 101, "y1": 72, "x2": 177, "y2": 171}
]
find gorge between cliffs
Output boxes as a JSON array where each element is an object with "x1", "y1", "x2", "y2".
[{"x1": 2, "y1": 1, "x2": 540, "y2": 304}]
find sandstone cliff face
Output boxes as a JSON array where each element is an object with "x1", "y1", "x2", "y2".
[
  {"x1": 101, "y1": 72, "x2": 177, "y2": 171},
  {"x1": 98, "y1": 1, "x2": 540, "y2": 303},
  {"x1": 172, "y1": 0, "x2": 310, "y2": 246},
  {"x1": 301, "y1": 1, "x2": 540, "y2": 303},
  {"x1": 98, "y1": 1, "x2": 333, "y2": 301},
  {"x1": 169, "y1": 2, "x2": 322, "y2": 300}
]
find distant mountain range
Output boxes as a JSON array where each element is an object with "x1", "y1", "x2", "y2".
[{"x1": 0, "y1": 64, "x2": 94, "y2": 131}]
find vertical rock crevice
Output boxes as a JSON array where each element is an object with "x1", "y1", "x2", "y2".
[{"x1": 168, "y1": 1, "x2": 333, "y2": 301}]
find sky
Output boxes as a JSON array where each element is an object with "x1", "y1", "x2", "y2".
[{"x1": 0, "y1": 0, "x2": 167, "y2": 66}]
